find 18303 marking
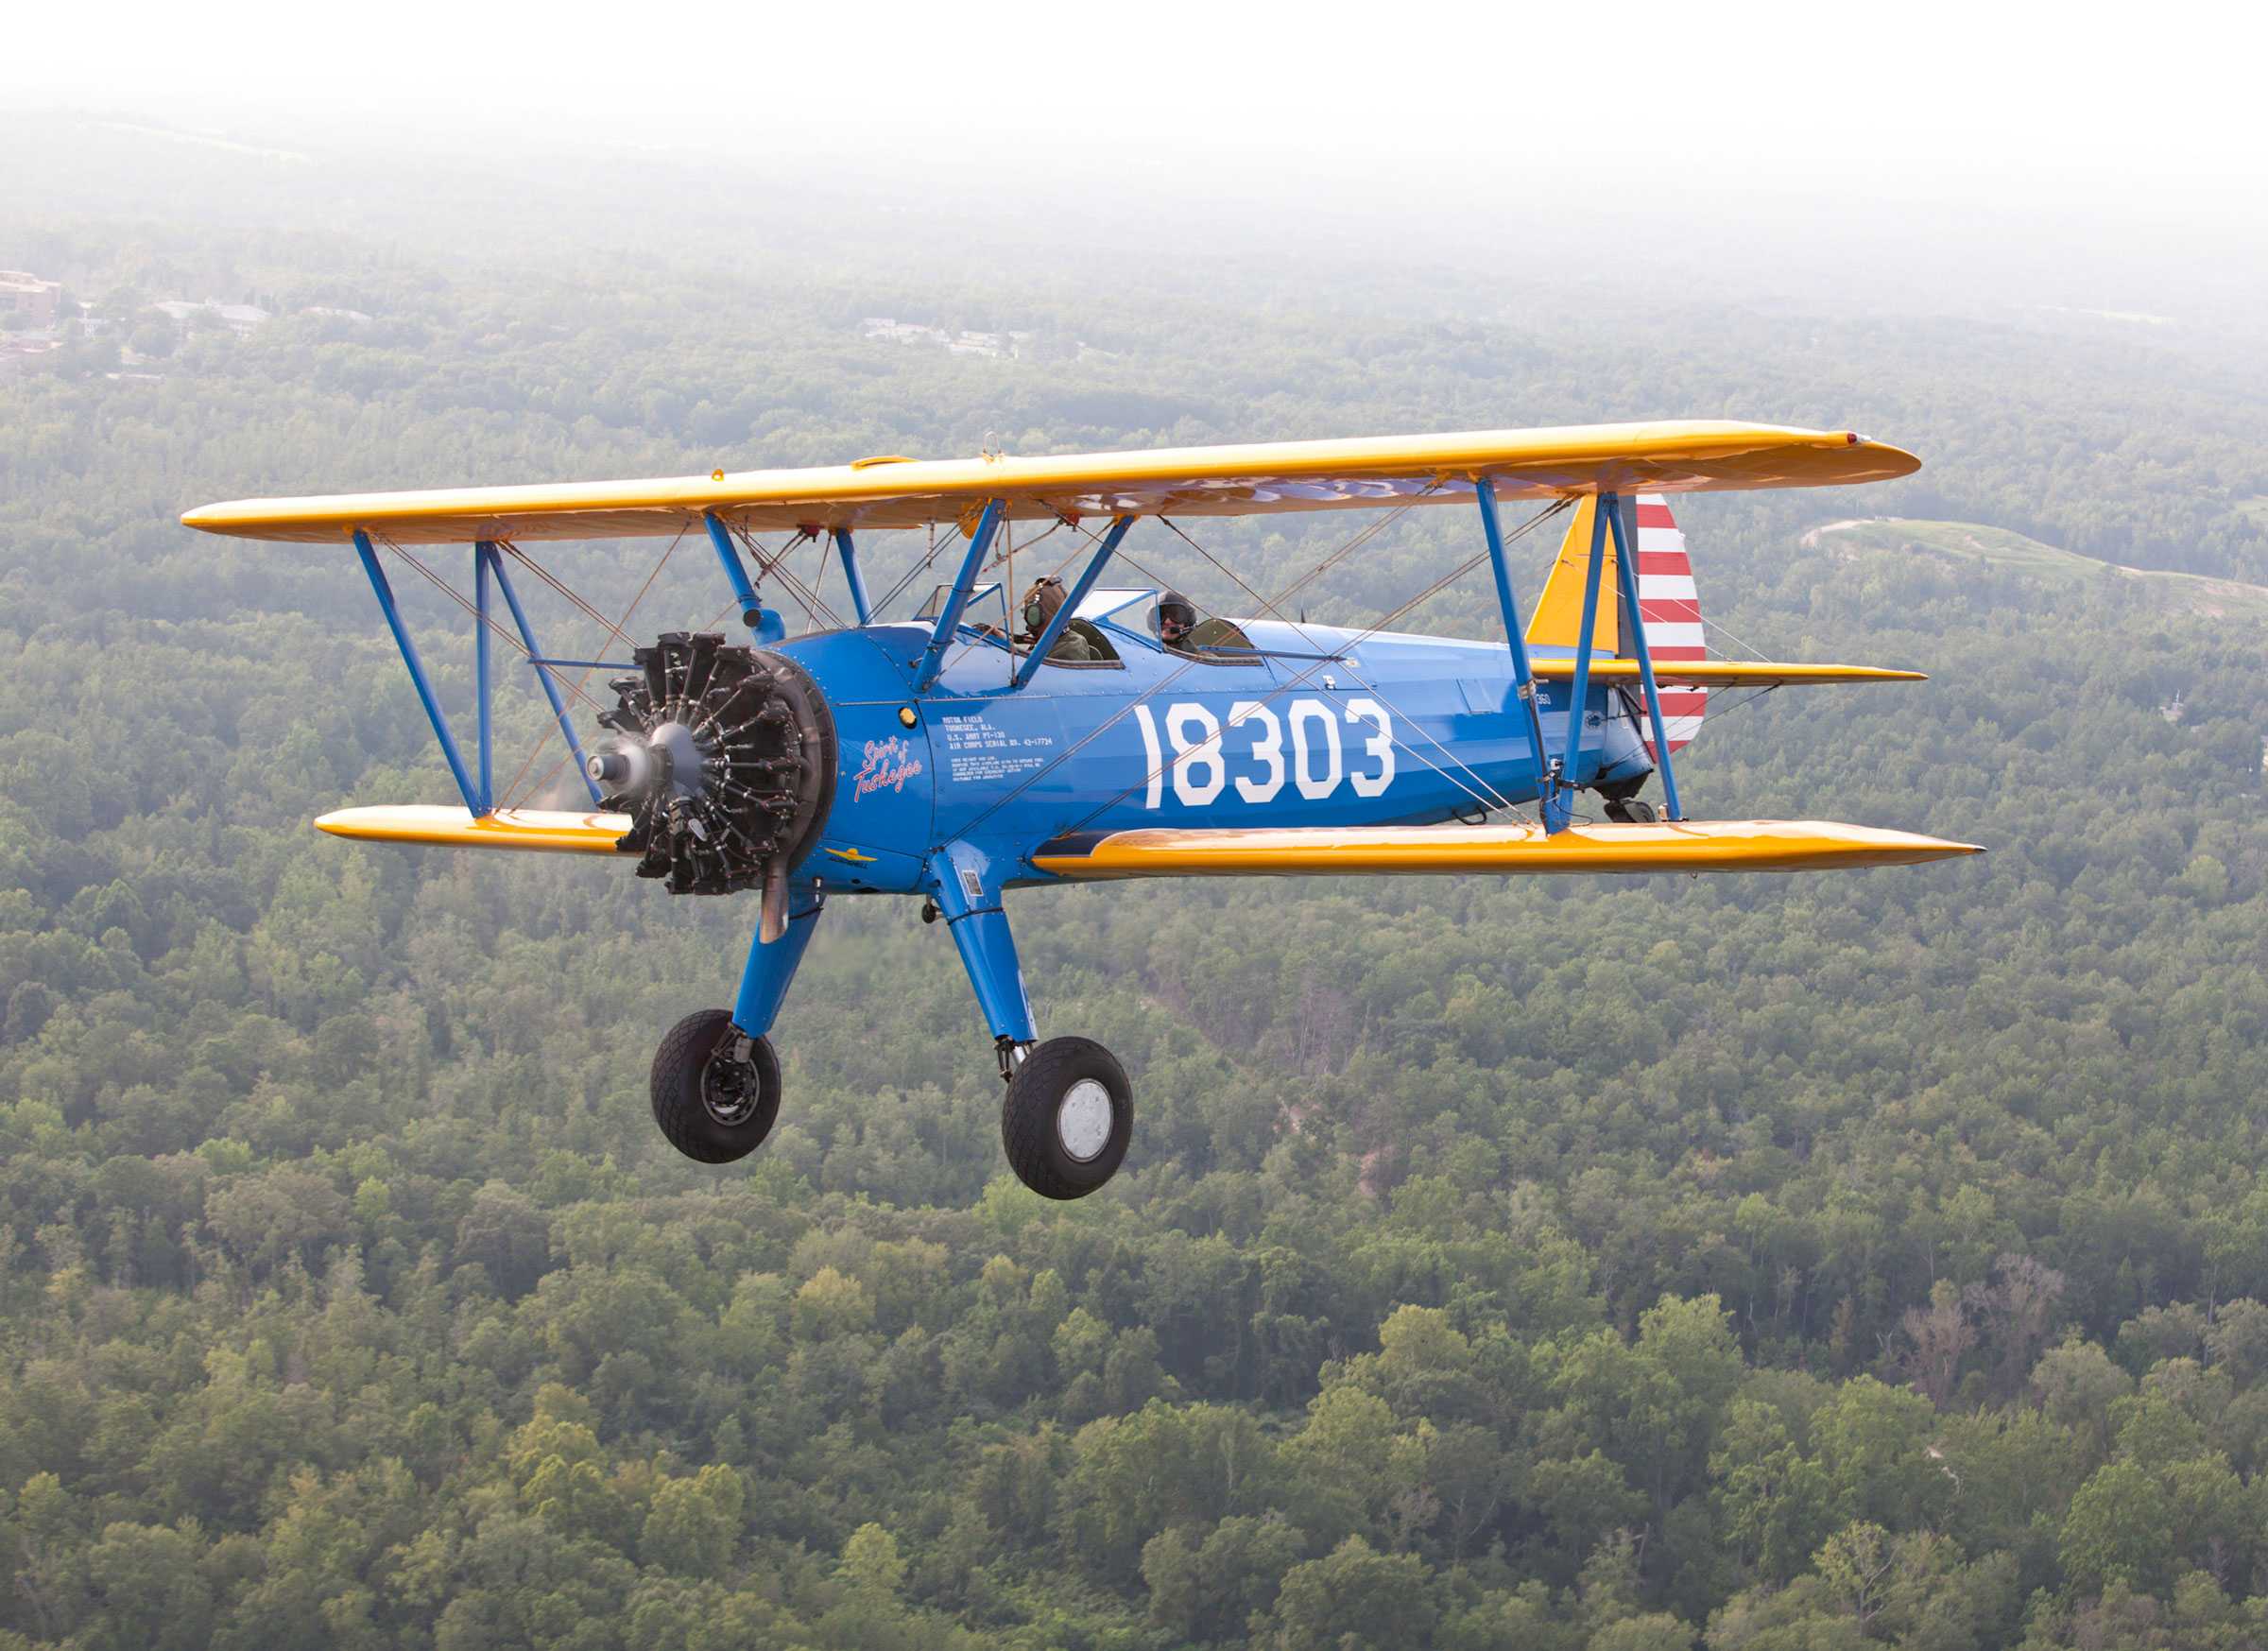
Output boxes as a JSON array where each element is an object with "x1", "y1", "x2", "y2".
[{"x1": 1132, "y1": 697, "x2": 1393, "y2": 809}]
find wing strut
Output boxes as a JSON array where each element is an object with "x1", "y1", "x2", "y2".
[
  {"x1": 1556, "y1": 498, "x2": 1613, "y2": 830},
  {"x1": 1472, "y1": 484, "x2": 1556, "y2": 827},
  {"x1": 916, "y1": 499, "x2": 1005, "y2": 692},
  {"x1": 474, "y1": 540, "x2": 495, "y2": 811},
  {"x1": 703, "y1": 510, "x2": 783, "y2": 639},
  {"x1": 354, "y1": 529, "x2": 485, "y2": 816},
  {"x1": 481, "y1": 542, "x2": 603, "y2": 807},
  {"x1": 1606, "y1": 494, "x2": 1684, "y2": 820},
  {"x1": 830, "y1": 528, "x2": 873, "y2": 625}
]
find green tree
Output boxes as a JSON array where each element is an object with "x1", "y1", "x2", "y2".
[
  {"x1": 2059, "y1": 1458, "x2": 2174, "y2": 1593},
  {"x1": 1263, "y1": 1536, "x2": 1435, "y2": 1651},
  {"x1": 639, "y1": 1464, "x2": 747, "y2": 1579},
  {"x1": 1711, "y1": 1400, "x2": 1832, "y2": 1583}
]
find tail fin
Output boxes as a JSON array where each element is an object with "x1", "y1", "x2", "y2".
[{"x1": 1525, "y1": 494, "x2": 1708, "y2": 756}]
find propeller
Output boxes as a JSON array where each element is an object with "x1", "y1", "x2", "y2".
[{"x1": 587, "y1": 632, "x2": 834, "y2": 897}]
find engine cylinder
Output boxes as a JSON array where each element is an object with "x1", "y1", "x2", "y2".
[{"x1": 587, "y1": 632, "x2": 835, "y2": 895}]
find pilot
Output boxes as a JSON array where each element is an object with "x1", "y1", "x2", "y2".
[
  {"x1": 1020, "y1": 576, "x2": 1094, "y2": 662},
  {"x1": 1158, "y1": 590, "x2": 1197, "y2": 651}
]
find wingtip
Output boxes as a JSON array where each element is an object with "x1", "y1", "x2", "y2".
[
  {"x1": 1854, "y1": 437, "x2": 1924, "y2": 478},
  {"x1": 180, "y1": 503, "x2": 238, "y2": 535}
]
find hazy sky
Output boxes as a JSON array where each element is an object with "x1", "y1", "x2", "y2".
[{"x1": 9, "y1": 0, "x2": 2262, "y2": 217}]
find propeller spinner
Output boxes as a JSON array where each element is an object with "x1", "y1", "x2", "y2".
[{"x1": 589, "y1": 632, "x2": 835, "y2": 921}]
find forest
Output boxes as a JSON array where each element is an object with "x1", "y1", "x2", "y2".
[{"x1": 3, "y1": 112, "x2": 2268, "y2": 1648}]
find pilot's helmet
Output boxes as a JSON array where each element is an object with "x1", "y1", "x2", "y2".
[
  {"x1": 1158, "y1": 590, "x2": 1196, "y2": 639},
  {"x1": 1022, "y1": 576, "x2": 1065, "y2": 633}
]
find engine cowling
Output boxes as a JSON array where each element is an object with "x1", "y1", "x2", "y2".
[{"x1": 586, "y1": 632, "x2": 835, "y2": 897}]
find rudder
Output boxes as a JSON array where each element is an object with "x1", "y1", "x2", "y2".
[{"x1": 1525, "y1": 494, "x2": 1708, "y2": 756}]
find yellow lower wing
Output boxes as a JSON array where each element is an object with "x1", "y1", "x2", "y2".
[
  {"x1": 316, "y1": 805, "x2": 634, "y2": 853},
  {"x1": 1033, "y1": 820, "x2": 1981, "y2": 880},
  {"x1": 317, "y1": 809, "x2": 1981, "y2": 879}
]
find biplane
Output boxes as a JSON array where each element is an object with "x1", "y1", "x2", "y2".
[{"x1": 184, "y1": 421, "x2": 1978, "y2": 1198}]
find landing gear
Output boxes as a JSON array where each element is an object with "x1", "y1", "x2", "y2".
[
  {"x1": 650, "y1": 1008, "x2": 782, "y2": 1163},
  {"x1": 1603, "y1": 796, "x2": 1659, "y2": 824},
  {"x1": 924, "y1": 844, "x2": 1137, "y2": 1197},
  {"x1": 1000, "y1": 1037, "x2": 1133, "y2": 1200}
]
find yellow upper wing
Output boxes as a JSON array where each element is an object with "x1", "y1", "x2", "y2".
[{"x1": 181, "y1": 421, "x2": 1918, "y2": 544}]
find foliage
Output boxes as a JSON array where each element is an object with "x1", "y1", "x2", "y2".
[{"x1": 2, "y1": 115, "x2": 2267, "y2": 1646}]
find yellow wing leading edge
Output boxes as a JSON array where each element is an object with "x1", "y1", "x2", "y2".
[
  {"x1": 1034, "y1": 821, "x2": 1982, "y2": 880},
  {"x1": 181, "y1": 420, "x2": 1918, "y2": 544},
  {"x1": 316, "y1": 806, "x2": 635, "y2": 854}
]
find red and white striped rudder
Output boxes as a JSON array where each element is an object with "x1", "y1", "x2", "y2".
[{"x1": 1629, "y1": 493, "x2": 1707, "y2": 756}]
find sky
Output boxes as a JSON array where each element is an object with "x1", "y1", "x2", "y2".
[
  {"x1": 7, "y1": 0, "x2": 2261, "y2": 213},
  {"x1": 6, "y1": 0, "x2": 2265, "y2": 334}
]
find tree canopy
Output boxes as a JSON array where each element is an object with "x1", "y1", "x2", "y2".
[{"x1": 3, "y1": 112, "x2": 2267, "y2": 1649}]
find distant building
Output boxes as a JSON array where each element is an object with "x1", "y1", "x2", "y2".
[
  {"x1": 0, "y1": 270, "x2": 63, "y2": 326},
  {"x1": 152, "y1": 298, "x2": 270, "y2": 333},
  {"x1": 0, "y1": 337, "x2": 61, "y2": 375},
  {"x1": 301, "y1": 305, "x2": 372, "y2": 324},
  {"x1": 863, "y1": 317, "x2": 1032, "y2": 359}
]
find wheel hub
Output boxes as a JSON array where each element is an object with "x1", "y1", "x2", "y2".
[
  {"x1": 700, "y1": 1038, "x2": 761, "y2": 1126},
  {"x1": 1057, "y1": 1077, "x2": 1113, "y2": 1161}
]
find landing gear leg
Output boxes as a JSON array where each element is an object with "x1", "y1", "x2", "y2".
[
  {"x1": 648, "y1": 885, "x2": 822, "y2": 1164},
  {"x1": 928, "y1": 844, "x2": 1135, "y2": 1200}
]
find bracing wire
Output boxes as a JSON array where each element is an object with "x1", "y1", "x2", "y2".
[
  {"x1": 1049, "y1": 495, "x2": 1567, "y2": 839},
  {"x1": 955, "y1": 487, "x2": 1563, "y2": 842},
  {"x1": 374, "y1": 538, "x2": 604, "y2": 717},
  {"x1": 1147, "y1": 512, "x2": 1527, "y2": 816},
  {"x1": 496, "y1": 526, "x2": 684, "y2": 809}
]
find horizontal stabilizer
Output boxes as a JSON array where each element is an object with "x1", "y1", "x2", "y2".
[
  {"x1": 1033, "y1": 819, "x2": 1981, "y2": 880},
  {"x1": 1527, "y1": 659, "x2": 1923, "y2": 687},
  {"x1": 316, "y1": 805, "x2": 635, "y2": 853}
]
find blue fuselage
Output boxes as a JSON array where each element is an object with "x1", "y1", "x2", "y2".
[{"x1": 779, "y1": 597, "x2": 1650, "y2": 895}]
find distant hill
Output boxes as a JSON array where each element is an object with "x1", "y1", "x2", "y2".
[{"x1": 1808, "y1": 515, "x2": 2268, "y2": 619}]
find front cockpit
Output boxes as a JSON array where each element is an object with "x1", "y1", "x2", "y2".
[{"x1": 908, "y1": 582, "x2": 1263, "y2": 671}]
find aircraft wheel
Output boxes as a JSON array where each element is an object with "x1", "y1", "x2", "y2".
[
  {"x1": 650, "y1": 1009, "x2": 781, "y2": 1164},
  {"x1": 1001, "y1": 1037, "x2": 1132, "y2": 1200},
  {"x1": 1605, "y1": 797, "x2": 1659, "y2": 824}
]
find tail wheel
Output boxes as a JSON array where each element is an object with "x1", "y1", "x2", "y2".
[
  {"x1": 1001, "y1": 1037, "x2": 1132, "y2": 1200},
  {"x1": 650, "y1": 1008, "x2": 781, "y2": 1164}
]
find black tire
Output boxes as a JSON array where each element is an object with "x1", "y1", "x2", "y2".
[
  {"x1": 1606, "y1": 796, "x2": 1659, "y2": 824},
  {"x1": 650, "y1": 1009, "x2": 781, "y2": 1164},
  {"x1": 1001, "y1": 1037, "x2": 1132, "y2": 1200}
]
